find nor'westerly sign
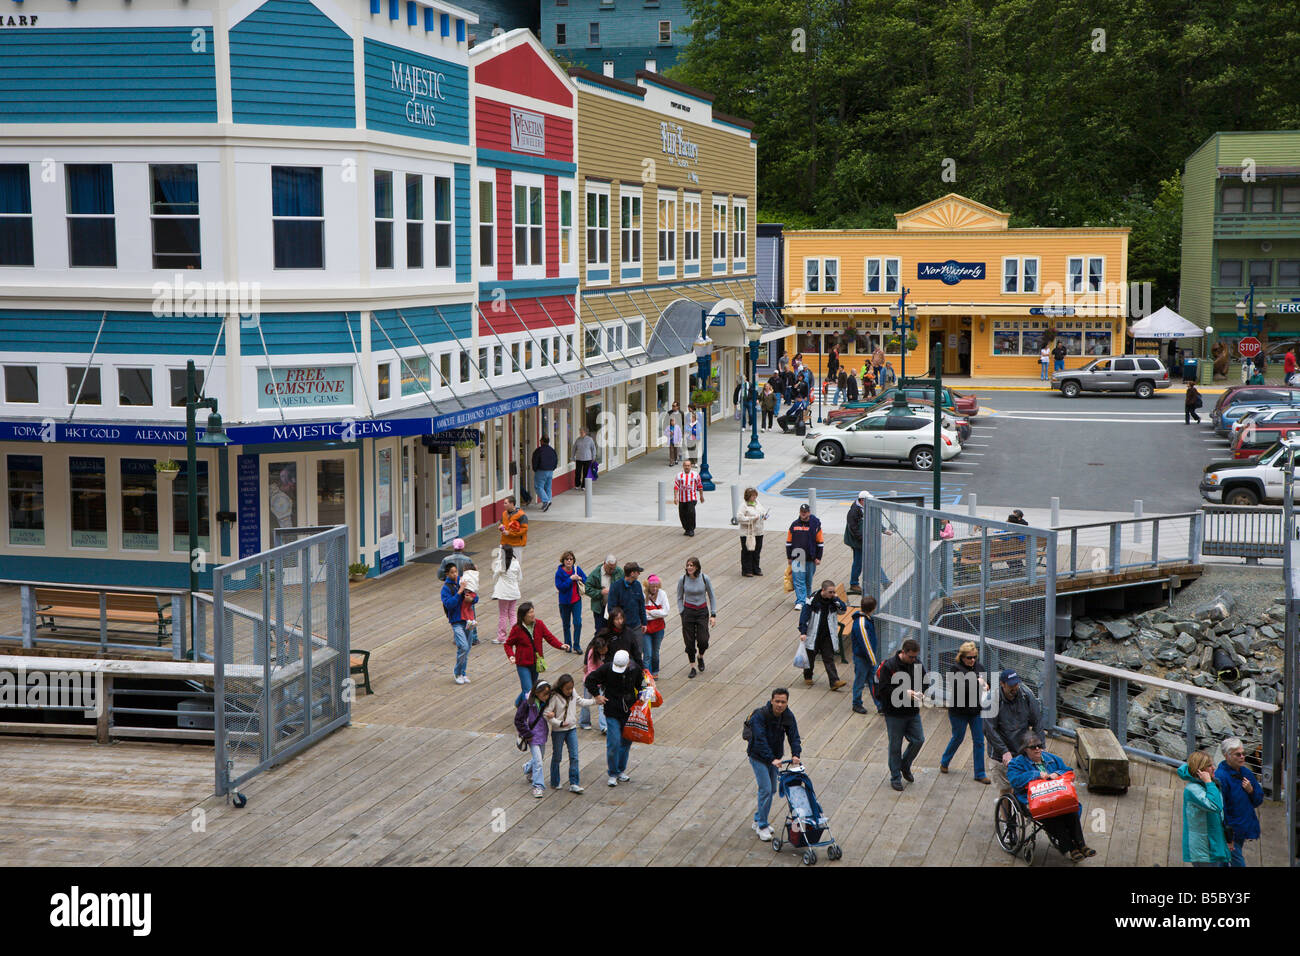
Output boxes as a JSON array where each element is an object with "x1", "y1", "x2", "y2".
[
  {"x1": 510, "y1": 108, "x2": 546, "y2": 154},
  {"x1": 917, "y1": 260, "x2": 986, "y2": 285}
]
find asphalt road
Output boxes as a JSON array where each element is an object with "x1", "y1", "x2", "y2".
[{"x1": 781, "y1": 386, "x2": 1221, "y2": 513}]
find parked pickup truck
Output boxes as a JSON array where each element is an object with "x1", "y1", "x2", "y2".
[{"x1": 1200, "y1": 438, "x2": 1300, "y2": 506}]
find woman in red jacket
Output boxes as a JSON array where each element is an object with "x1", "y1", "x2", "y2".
[{"x1": 505, "y1": 601, "x2": 566, "y2": 708}]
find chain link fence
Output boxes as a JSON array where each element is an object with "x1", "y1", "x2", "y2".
[{"x1": 211, "y1": 525, "x2": 351, "y2": 797}]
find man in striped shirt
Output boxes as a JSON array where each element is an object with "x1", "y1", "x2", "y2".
[{"x1": 673, "y1": 459, "x2": 704, "y2": 537}]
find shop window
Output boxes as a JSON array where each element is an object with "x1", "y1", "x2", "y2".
[
  {"x1": 7, "y1": 454, "x2": 43, "y2": 546},
  {"x1": 477, "y1": 425, "x2": 489, "y2": 499},
  {"x1": 823, "y1": 259, "x2": 839, "y2": 293},
  {"x1": 1054, "y1": 324, "x2": 1083, "y2": 355},
  {"x1": 460, "y1": 350, "x2": 471, "y2": 383},
  {"x1": 401, "y1": 355, "x2": 431, "y2": 397},
  {"x1": 553, "y1": 336, "x2": 563, "y2": 364},
  {"x1": 560, "y1": 189, "x2": 574, "y2": 264},
  {"x1": 377, "y1": 362, "x2": 391, "y2": 400},
  {"x1": 1278, "y1": 260, "x2": 1300, "y2": 286},
  {"x1": 883, "y1": 257, "x2": 899, "y2": 293},
  {"x1": 66, "y1": 164, "x2": 117, "y2": 268},
  {"x1": 514, "y1": 183, "x2": 543, "y2": 267},
  {"x1": 374, "y1": 171, "x2": 394, "y2": 270},
  {"x1": 120, "y1": 459, "x2": 159, "y2": 551},
  {"x1": 118, "y1": 368, "x2": 154, "y2": 406},
  {"x1": 1003, "y1": 258, "x2": 1018, "y2": 293},
  {"x1": 263, "y1": 461, "x2": 294, "y2": 540},
  {"x1": 1084, "y1": 326, "x2": 1111, "y2": 355},
  {"x1": 1249, "y1": 260, "x2": 1271, "y2": 286},
  {"x1": 805, "y1": 258, "x2": 820, "y2": 293},
  {"x1": 406, "y1": 174, "x2": 424, "y2": 268},
  {"x1": 439, "y1": 353, "x2": 452, "y2": 388},
  {"x1": 493, "y1": 345, "x2": 504, "y2": 376},
  {"x1": 478, "y1": 347, "x2": 489, "y2": 380},
  {"x1": 1023, "y1": 257, "x2": 1039, "y2": 293},
  {"x1": 628, "y1": 320, "x2": 644, "y2": 349},
  {"x1": 585, "y1": 328, "x2": 601, "y2": 359},
  {"x1": 1250, "y1": 186, "x2": 1274, "y2": 213},
  {"x1": 69, "y1": 456, "x2": 108, "y2": 549},
  {"x1": 732, "y1": 201, "x2": 746, "y2": 265},
  {"x1": 377, "y1": 448, "x2": 394, "y2": 538},
  {"x1": 149, "y1": 164, "x2": 200, "y2": 270},
  {"x1": 711, "y1": 199, "x2": 727, "y2": 269},
  {"x1": 586, "y1": 189, "x2": 609, "y2": 268},
  {"x1": 438, "y1": 451, "x2": 454, "y2": 515},
  {"x1": 511, "y1": 343, "x2": 520, "y2": 374},
  {"x1": 658, "y1": 193, "x2": 676, "y2": 272},
  {"x1": 0, "y1": 164, "x2": 34, "y2": 267},
  {"x1": 541, "y1": 339, "x2": 550, "y2": 367},
  {"x1": 621, "y1": 192, "x2": 641, "y2": 268},
  {"x1": 478, "y1": 180, "x2": 495, "y2": 267},
  {"x1": 493, "y1": 420, "x2": 507, "y2": 493},
  {"x1": 67, "y1": 367, "x2": 101, "y2": 406},
  {"x1": 683, "y1": 196, "x2": 700, "y2": 267},
  {"x1": 1067, "y1": 256, "x2": 1084, "y2": 294},
  {"x1": 1087, "y1": 257, "x2": 1104, "y2": 292},
  {"x1": 170, "y1": 367, "x2": 204, "y2": 407},
  {"x1": 1283, "y1": 187, "x2": 1300, "y2": 214},
  {"x1": 1220, "y1": 186, "x2": 1244, "y2": 213},
  {"x1": 1218, "y1": 259, "x2": 1242, "y2": 286},
  {"x1": 272, "y1": 166, "x2": 324, "y2": 269},
  {"x1": 433, "y1": 176, "x2": 452, "y2": 269},
  {"x1": 864, "y1": 258, "x2": 880, "y2": 293}
]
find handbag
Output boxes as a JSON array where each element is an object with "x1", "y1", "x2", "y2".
[
  {"x1": 536, "y1": 655, "x2": 547, "y2": 673},
  {"x1": 1026, "y1": 770, "x2": 1079, "y2": 820},
  {"x1": 516, "y1": 735, "x2": 528, "y2": 751},
  {"x1": 589, "y1": 460, "x2": 599, "y2": 482}
]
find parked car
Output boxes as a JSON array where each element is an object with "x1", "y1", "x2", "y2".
[
  {"x1": 802, "y1": 413, "x2": 961, "y2": 470},
  {"x1": 1231, "y1": 422, "x2": 1300, "y2": 459},
  {"x1": 1209, "y1": 385, "x2": 1300, "y2": 428},
  {"x1": 1229, "y1": 406, "x2": 1300, "y2": 441},
  {"x1": 1221, "y1": 401, "x2": 1300, "y2": 438},
  {"x1": 825, "y1": 398, "x2": 971, "y2": 442},
  {"x1": 1201, "y1": 437, "x2": 1300, "y2": 506},
  {"x1": 835, "y1": 384, "x2": 978, "y2": 418},
  {"x1": 1051, "y1": 355, "x2": 1171, "y2": 398}
]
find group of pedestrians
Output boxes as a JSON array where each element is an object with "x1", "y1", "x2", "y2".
[{"x1": 1178, "y1": 737, "x2": 1264, "y2": 866}]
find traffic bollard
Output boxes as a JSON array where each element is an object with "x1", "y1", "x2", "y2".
[
  {"x1": 808, "y1": 487, "x2": 817, "y2": 515},
  {"x1": 1134, "y1": 499, "x2": 1143, "y2": 543},
  {"x1": 967, "y1": 493, "x2": 977, "y2": 518},
  {"x1": 584, "y1": 481, "x2": 592, "y2": 518},
  {"x1": 730, "y1": 483, "x2": 740, "y2": 526},
  {"x1": 658, "y1": 481, "x2": 666, "y2": 523},
  {"x1": 1050, "y1": 497, "x2": 1060, "y2": 528}
]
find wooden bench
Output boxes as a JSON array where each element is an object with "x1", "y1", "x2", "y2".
[
  {"x1": 35, "y1": 587, "x2": 172, "y2": 644},
  {"x1": 954, "y1": 535, "x2": 1048, "y2": 573},
  {"x1": 1074, "y1": 726, "x2": 1129, "y2": 793}
]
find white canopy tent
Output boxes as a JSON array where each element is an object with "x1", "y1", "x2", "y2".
[{"x1": 1127, "y1": 306, "x2": 1205, "y2": 339}]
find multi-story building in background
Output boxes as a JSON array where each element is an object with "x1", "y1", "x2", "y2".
[
  {"x1": 543, "y1": 0, "x2": 690, "y2": 80},
  {"x1": 1180, "y1": 131, "x2": 1300, "y2": 357}
]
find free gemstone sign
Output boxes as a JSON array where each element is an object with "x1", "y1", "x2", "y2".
[
  {"x1": 1237, "y1": 337, "x2": 1262, "y2": 360},
  {"x1": 257, "y1": 366, "x2": 354, "y2": 409}
]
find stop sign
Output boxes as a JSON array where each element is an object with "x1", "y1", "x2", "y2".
[{"x1": 1238, "y1": 337, "x2": 1262, "y2": 359}]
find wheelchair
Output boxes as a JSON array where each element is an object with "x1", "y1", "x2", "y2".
[{"x1": 994, "y1": 793, "x2": 1074, "y2": 863}]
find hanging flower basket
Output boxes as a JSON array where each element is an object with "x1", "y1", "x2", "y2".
[
  {"x1": 887, "y1": 335, "x2": 919, "y2": 351},
  {"x1": 454, "y1": 439, "x2": 476, "y2": 457},
  {"x1": 691, "y1": 388, "x2": 718, "y2": 407},
  {"x1": 155, "y1": 460, "x2": 180, "y2": 483}
]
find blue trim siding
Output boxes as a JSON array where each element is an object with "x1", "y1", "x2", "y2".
[
  {"x1": 364, "y1": 38, "x2": 469, "y2": 145},
  {"x1": 476, "y1": 148, "x2": 577, "y2": 177},
  {"x1": 0, "y1": 310, "x2": 225, "y2": 355},
  {"x1": 454, "y1": 163, "x2": 471, "y2": 283},
  {"x1": 371, "y1": 303, "x2": 473, "y2": 348},
  {"x1": 621, "y1": 267, "x2": 641, "y2": 281},
  {"x1": 230, "y1": 0, "x2": 356, "y2": 129},
  {"x1": 476, "y1": 277, "x2": 577, "y2": 299},
  {"x1": 239, "y1": 311, "x2": 358, "y2": 355},
  {"x1": 587, "y1": 268, "x2": 610, "y2": 282},
  {"x1": 0, "y1": 28, "x2": 217, "y2": 124},
  {"x1": 0, "y1": 554, "x2": 208, "y2": 590}
]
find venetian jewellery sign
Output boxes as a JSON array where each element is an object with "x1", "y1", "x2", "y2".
[
  {"x1": 510, "y1": 108, "x2": 546, "y2": 154},
  {"x1": 917, "y1": 260, "x2": 986, "y2": 285}
]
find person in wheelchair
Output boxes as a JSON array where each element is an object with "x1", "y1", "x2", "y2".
[{"x1": 1007, "y1": 732, "x2": 1096, "y2": 862}]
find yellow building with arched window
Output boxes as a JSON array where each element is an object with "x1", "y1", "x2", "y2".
[{"x1": 782, "y1": 194, "x2": 1130, "y2": 379}]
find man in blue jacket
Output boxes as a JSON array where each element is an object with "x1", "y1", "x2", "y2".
[
  {"x1": 746, "y1": 688, "x2": 802, "y2": 842},
  {"x1": 440, "y1": 564, "x2": 475, "y2": 685},
  {"x1": 849, "y1": 595, "x2": 879, "y2": 715},
  {"x1": 1215, "y1": 736, "x2": 1264, "y2": 867},
  {"x1": 607, "y1": 562, "x2": 647, "y2": 651}
]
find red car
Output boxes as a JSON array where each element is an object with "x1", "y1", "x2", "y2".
[{"x1": 1232, "y1": 423, "x2": 1300, "y2": 459}]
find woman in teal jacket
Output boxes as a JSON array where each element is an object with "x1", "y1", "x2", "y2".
[{"x1": 1179, "y1": 751, "x2": 1231, "y2": 867}]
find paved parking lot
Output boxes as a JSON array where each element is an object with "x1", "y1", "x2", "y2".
[{"x1": 781, "y1": 388, "x2": 1217, "y2": 514}]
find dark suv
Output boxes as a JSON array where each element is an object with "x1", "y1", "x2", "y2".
[{"x1": 1052, "y1": 355, "x2": 1170, "y2": 399}]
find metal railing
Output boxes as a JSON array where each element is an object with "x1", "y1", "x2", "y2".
[
  {"x1": 1202, "y1": 505, "x2": 1286, "y2": 562},
  {"x1": 6, "y1": 581, "x2": 189, "y2": 659},
  {"x1": 1054, "y1": 512, "x2": 1202, "y2": 580}
]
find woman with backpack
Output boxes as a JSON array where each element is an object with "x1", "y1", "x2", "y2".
[
  {"x1": 1185, "y1": 383, "x2": 1203, "y2": 424},
  {"x1": 505, "y1": 601, "x2": 566, "y2": 708},
  {"x1": 491, "y1": 544, "x2": 522, "y2": 645},
  {"x1": 514, "y1": 681, "x2": 553, "y2": 799},
  {"x1": 581, "y1": 633, "x2": 611, "y2": 733},
  {"x1": 544, "y1": 673, "x2": 602, "y2": 794}
]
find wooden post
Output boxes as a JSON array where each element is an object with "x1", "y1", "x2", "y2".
[
  {"x1": 20, "y1": 585, "x2": 35, "y2": 649},
  {"x1": 96, "y1": 675, "x2": 112, "y2": 744}
]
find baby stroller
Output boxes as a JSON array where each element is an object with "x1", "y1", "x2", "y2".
[{"x1": 771, "y1": 760, "x2": 842, "y2": 864}]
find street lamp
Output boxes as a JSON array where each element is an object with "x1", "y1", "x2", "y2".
[
  {"x1": 888, "y1": 289, "x2": 920, "y2": 407},
  {"x1": 693, "y1": 318, "x2": 716, "y2": 491},
  {"x1": 745, "y1": 321, "x2": 764, "y2": 460},
  {"x1": 185, "y1": 359, "x2": 229, "y2": 593}
]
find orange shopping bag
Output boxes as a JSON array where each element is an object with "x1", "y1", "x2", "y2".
[
  {"x1": 1026, "y1": 771, "x2": 1079, "y2": 820},
  {"x1": 622, "y1": 699, "x2": 654, "y2": 744}
]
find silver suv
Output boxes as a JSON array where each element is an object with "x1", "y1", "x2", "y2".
[{"x1": 1052, "y1": 355, "x2": 1171, "y2": 399}]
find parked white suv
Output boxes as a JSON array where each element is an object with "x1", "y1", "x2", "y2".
[{"x1": 1200, "y1": 438, "x2": 1300, "y2": 506}]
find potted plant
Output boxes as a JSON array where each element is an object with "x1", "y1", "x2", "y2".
[
  {"x1": 454, "y1": 439, "x2": 476, "y2": 457},
  {"x1": 690, "y1": 387, "x2": 718, "y2": 408},
  {"x1": 349, "y1": 562, "x2": 370, "y2": 582},
  {"x1": 886, "y1": 334, "x2": 919, "y2": 351},
  {"x1": 155, "y1": 459, "x2": 180, "y2": 483}
]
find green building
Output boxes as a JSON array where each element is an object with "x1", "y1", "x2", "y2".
[{"x1": 1180, "y1": 131, "x2": 1300, "y2": 354}]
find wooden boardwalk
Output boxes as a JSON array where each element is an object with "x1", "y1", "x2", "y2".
[{"x1": 0, "y1": 516, "x2": 1287, "y2": 867}]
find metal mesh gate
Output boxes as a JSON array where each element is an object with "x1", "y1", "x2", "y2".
[
  {"x1": 211, "y1": 525, "x2": 351, "y2": 797},
  {"x1": 863, "y1": 499, "x2": 1058, "y2": 726}
]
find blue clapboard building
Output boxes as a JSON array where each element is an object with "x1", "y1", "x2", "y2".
[{"x1": 0, "y1": 0, "x2": 582, "y2": 586}]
